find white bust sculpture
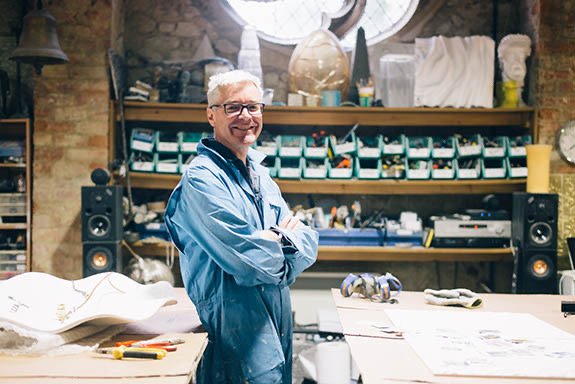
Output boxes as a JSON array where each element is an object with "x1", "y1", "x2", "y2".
[{"x1": 497, "y1": 34, "x2": 531, "y2": 107}]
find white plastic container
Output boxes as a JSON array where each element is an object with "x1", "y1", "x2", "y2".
[{"x1": 378, "y1": 54, "x2": 415, "y2": 107}]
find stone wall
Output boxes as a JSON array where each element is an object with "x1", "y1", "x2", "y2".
[{"x1": 124, "y1": 0, "x2": 497, "y2": 104}]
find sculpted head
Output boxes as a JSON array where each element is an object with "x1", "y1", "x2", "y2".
[{"x1": 498, "y1": 34, "x2": 532, "y2": 85}]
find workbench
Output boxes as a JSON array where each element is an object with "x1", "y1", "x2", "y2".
[
  {"x1": 0, "y1": 288, "x2": 207, "y2": 384},
  {"x1": 332, "y1": 289, "x2": 575, "y2": 384}
]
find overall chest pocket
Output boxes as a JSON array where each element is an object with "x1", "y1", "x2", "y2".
[{"x1": 264, "y1": 193, "x2": 283, "y2": 228}]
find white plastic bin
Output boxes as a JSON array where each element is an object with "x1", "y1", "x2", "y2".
[{"x1": 377, "y1": 54, "x2": 415, "y2": 107}]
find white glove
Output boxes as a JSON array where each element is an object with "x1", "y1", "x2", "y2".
[{"x1": 424, "y1": 288, "x2": 483, "y2": 309}]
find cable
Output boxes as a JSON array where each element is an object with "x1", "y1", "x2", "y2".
[
  {"x1": 107, "y1": 49, "x2": 134, "y2": 224},
  {"x1": 122, "y1": 240, "x2": 175, "y2": 285}
]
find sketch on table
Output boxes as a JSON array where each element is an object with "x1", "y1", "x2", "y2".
[{"x1": 385, "y1": 308, "x2": 575, "y2": 379}]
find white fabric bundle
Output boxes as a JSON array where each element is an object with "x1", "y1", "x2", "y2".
[
  {"x1": 424, "y1": 288, "x2": 483, "y2": 309},
  {"x1": 414, "y1": 35, "x2": 494, "y2": 108}
]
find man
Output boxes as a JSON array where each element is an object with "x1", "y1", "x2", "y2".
[{"x1": 164, "y1": 70, "x2": 318, "y2": 384}]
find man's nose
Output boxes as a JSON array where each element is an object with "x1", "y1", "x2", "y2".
[{"x1": 238, "y1": 106, "x2": 252, "y2": 117}]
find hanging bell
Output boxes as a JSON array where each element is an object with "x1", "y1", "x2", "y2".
[{"x1": 10, "y1": 7, "x2": 69, "y2": 74}]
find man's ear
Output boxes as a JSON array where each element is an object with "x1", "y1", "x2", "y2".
[{"x1": 206, "y1": 107, "x2": 216, "y2": 128}]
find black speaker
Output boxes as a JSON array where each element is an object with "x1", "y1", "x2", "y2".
[
  {"x1": 512, "y1": 192, "x2": 558, "y2": 294},
  {"x1": 83, "y1": 241, "x2": 122, "y2": 277},
  {"x1": 81, "y1": 185, "x2": 123, "y2": 242}
]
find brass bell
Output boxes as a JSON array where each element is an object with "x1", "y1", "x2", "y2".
[{"x1": 10, "y1": 5, "x2": 69, "y2": 74}]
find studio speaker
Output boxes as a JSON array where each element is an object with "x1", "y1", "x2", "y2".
[
  {"x1": 81, "y1": 185, "x2": 123, "y2": 242},
  {"x1": 82, "y1": 168, "x2": 124, "y2": 277},
  {"x1": 83, "y1": 241, "x2": 122, "y2": 277},
  {"x1": 512, "y1": 192, "x2": 558, "y2": 294}
]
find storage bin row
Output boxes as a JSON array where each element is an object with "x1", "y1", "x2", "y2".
[
  {"x1": 255, "y1": 133, "x2": 533, "y2": 159},
  {"x1": 317, "y1": 227, "x2": 423, "y2": 247},
  {"x1": 131, "y1": 128, "x2": 211, "y2": 154},
  {"x1": 130, "y1": 152, "x2": 196, "y2": 174},
  {"x1": 0, "y1": 252, "x2": 26, "y2": 273},
  {"x1": 263, "y1": 156, "x2": 528, "y2": 180}
]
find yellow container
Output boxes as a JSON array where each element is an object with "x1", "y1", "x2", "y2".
[{"x1": 526, "y1": 144, "x2": 552, "y2": 193}]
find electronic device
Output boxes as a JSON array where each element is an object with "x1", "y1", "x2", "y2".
[
  {"x1": 562, "y1": 300, "x2": 575, "y2": 317},
  {"x1": 430, "y1": 214, "x2": 511, "y2": 248},
  {"x1": 82, "y1": 168, "x2": 124, "y2": 277},
  {"x1": 558, "y1": 237, "x2": 575, "y2": 295},
  {"x1": 512, "y1": 192, "x2": 558, "y2": 294}
]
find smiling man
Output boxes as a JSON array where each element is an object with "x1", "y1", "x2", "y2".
[{"x1": 164, "y1": 70, "x2": 318, "y2": 384}]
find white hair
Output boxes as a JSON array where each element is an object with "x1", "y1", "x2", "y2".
[
  {"x1": 498, "y1": 34, "x2": 531, "y2": 58},
  {"x1": 207, "y1": 70, "x2": 263, "y2": 105}
]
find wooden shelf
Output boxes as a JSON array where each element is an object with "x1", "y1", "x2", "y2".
[
  {"x1": 0, "y1": 118, "x2": 30, "y2": 124},
  {"x1": 317, "y1": 246, "x2": 512, "y2": 262},
  {"x1": 127, "y1": 241, "x2": 512, "y2": 263},
  {"x1": 0, "y1": 224, "x2": 27, "y2": 230},
  {"x1": 128, "y1": 172, "x2": 526, "y2": 194},
  {"x1": 0, "y1": 249, "x2": 26, "y2": 254},
  {"x1": 0, "y1": 164, "x2": 26, "y2": 168},
  {"x1": 121, "y1": 102, "x2": 535, "y2": 128}
]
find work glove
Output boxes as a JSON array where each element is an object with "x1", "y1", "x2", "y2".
[
  {"x1": 340, "y1": 272, "x2": 402, "y2": 303},
  {"x1": 423, "y1": 288, "x2": 483, "y2": 309}
]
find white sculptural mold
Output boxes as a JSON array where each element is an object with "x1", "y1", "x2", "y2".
[
  {"x1": 0, "y1": 272, "x2": 176, "y2": 333},
  {"x1": 414, "y1": 35, "x2": 495, "y2": 108}
]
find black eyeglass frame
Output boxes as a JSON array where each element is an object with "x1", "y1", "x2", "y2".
[{"x1": 209, "y1": 103, "x2": 266, "y2": 116}]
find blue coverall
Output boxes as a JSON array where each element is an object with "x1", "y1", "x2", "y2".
[{"x1": 165, "y1": 138, "x2": 318, "y2": 383}]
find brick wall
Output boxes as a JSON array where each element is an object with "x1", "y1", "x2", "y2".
[
  {"x1": 31, "y1": 1, "x2": 120, "y2": 278},
  {"x1": 530, "y1": 0, "x2": 575, "y2": 264}
]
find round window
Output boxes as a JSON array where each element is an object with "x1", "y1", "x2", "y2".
[{"x1": 223, "y1": 0, "x2": 420, "y2": 49}]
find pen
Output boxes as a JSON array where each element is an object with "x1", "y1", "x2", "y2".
[
  {"x1": 115, "y1": 341, "x2": 177, "y2": 352},
  {"x1": 117, "y1": 338, "x2": 185, "y2": 347}
]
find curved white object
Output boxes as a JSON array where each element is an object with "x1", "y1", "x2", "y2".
[
  {"x1": 0, "y1": 272, "x2": 177, "y2": 333},
  {"x1": 414, "y1": 35, "x2": 495, "y2": 108}
]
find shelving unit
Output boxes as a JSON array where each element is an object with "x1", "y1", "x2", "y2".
[
  {"x1": 129, "y1": 241, "x2": 513, "y2": 263},
  {"x1": 128, "y1": 172, "x2": 526, "y2": 194},
  {"x1": 121, "y1": 101, "x2": 535, "y2": 130},
  {"x1": 112, "y1": 102, "x2": 535, "y2": 263},
  {"x1": 0, "y1": 119, "x2": 31, "y2": 280}
]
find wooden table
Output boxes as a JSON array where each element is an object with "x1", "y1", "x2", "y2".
[
  {"x1": 0, "y1": 289, "x2": 207, "y2": 384},
  {"x1": 332, "y1": 289, "x2": 575, "y2": 384}
]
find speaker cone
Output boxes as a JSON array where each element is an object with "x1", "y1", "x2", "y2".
[
  {"x1": 529, "y1": 222, "x2": 552, "y2": 246},
  {"x1": 527, "y1": 254, "x2": 552, "y2": 280},
  {"x1": 87, "y1": 215, "x2": 111, "y2": 238},
  {"x1": 88, "y1": 247, "x2": 112, "y2": 271}
]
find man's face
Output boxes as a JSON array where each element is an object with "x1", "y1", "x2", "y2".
[
  {"x1": 501, "y1": 50, "x2": 527, "y2": 83},
  {"x1": 207, "y1": 81, "x2": 263, "y2": 158}
]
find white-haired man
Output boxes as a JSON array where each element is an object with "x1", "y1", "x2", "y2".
[{"x1": 164, "y1": 70, "x2": 318, "y2": 384}]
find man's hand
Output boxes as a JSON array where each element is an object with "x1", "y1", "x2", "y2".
[
  {"x1": 278, "y1": 215, "x2": 304, "y2": 230},
  {"x1": 259, "y1": 230, "x2": 281, "y2": 242}
]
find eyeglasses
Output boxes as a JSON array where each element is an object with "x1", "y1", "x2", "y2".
[{"x1": 209, "y1": 103, "x2": 265, "y2": 116}]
